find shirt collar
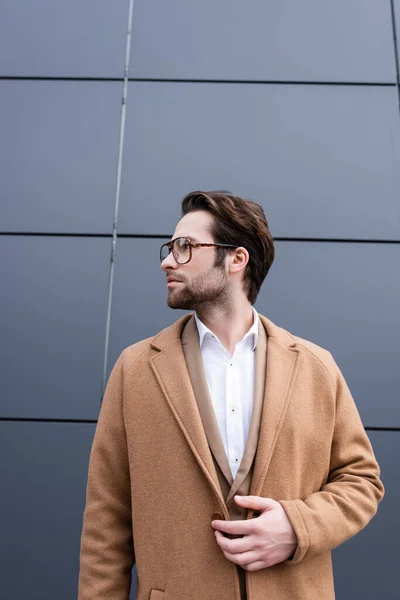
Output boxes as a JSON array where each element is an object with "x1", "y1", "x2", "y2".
[{"x1": 194, "y1": 307, "x2": 259, "y2": 351}]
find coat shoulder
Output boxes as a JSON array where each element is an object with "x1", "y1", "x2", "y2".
[
  {"x1": 117, "y1": 335, "x2": 155, "y2": 376},
  {"x1": 291, "y1": 332, "x2": 337, "y2": 386},
  {"x1": 270, "y1": 317, "x2": 338, "y2": 386},
  {"x1": 292, "y1": 333, "x2": 332, "y2": 362}
]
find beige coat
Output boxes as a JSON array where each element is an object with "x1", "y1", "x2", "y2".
[{"x1": 78, "y1": 314, "x2": 384, "y2": 600}]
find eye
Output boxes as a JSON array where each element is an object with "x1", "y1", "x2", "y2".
[{"x1": 177, "y1": 238, "x2": 190, "y2": 251}]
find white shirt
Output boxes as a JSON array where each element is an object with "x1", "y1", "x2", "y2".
[{"x1": 194, "y1": 308, "x2": 259, "y2": 478}]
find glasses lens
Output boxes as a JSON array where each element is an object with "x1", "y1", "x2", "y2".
[
  {"x1": 161, "y1": 238, "x2": 191, "y2": 263},
  {"x1": 174, "y1": 238, "x2": 190, "y2": 264},
  {"x1": 160, "y1": 243, "x2": 171, "y2": 262}
]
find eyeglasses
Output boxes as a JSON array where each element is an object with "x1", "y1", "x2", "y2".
[{"x1": 160, "y1": 236, "x2": 238, "y2": 265}]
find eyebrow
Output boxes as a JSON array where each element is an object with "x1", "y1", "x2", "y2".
[{"x1": 172, "y1": 235, "x2": 200, "y2": 243}]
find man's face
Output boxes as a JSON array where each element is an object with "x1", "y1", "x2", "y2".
[{"x1": 161, "y1": 210, "x2": 230, "y2": 311}]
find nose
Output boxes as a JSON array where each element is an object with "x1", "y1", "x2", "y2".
[{"x1": 161, "y1": 250, "x2": 179, "y2": 271}]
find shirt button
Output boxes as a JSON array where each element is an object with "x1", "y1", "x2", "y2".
[{"x1": 235, "y1": 458, "x2": 239, "y2": 463}]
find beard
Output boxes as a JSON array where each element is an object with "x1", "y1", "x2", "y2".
[{"x1": 166, "y1": 264, "x2": 229, "y2": 311}]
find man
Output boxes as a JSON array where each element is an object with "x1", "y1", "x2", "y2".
[{"x1": 78, "y1": 191, "x2": 384, "y2": 600}]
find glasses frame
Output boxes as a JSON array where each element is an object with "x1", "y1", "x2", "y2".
[{"x1": 160, "y1": 236, "x2": 238, "y2": 265}]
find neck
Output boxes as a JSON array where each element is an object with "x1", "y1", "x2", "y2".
[{"x1": 196, "y1": 298, "x2": 254, "y2": 356}]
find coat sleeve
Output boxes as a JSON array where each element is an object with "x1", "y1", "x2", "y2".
[
  {"x1": 78, "y1": 350, "x2": 134, "y2": 599},
  {"x1": 279, "y1": 359, "x2": 384, "y2": 564}
]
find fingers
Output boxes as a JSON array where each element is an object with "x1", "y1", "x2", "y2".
[
  {"x1": 221, "y1": 547, "x2": 260, "y2": 568},
  {"x1": 212, "y1": 497, "x2": 292, "y2": 572},
  {"x1": 243, "y1": 560, "x2": 267, "y2": 572},
  {"x1": 234, "y1": 495, "x2": 278, "y2": 511},
  {"x1": 214, "y1": 534, "x2": 267, "y2": 571},
  {"x1": 211, "y1": 517, "x2": 255, "y2": 536},
  {"x1": 214, "y1": 529, "x2": 254, "y2": 554}
]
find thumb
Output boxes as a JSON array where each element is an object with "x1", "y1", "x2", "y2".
[{"x1": 234, "y1": 495, "x2": 278, "y2": 512}]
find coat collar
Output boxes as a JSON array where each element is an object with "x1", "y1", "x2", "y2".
[
  {"x1": 150, "y1": 312, "x2": 297, "y2": 351},
  {"x1": 149, "y1": 313, "x2": 299, "y2": 507}
]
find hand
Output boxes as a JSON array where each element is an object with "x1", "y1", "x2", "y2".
[{"x1": 211, "y1": 495, "x2": 297, "y2": 571}]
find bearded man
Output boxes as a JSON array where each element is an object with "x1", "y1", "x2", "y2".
[{"x1": 78, "y1": 190, "x2": 384, "y2": 600}]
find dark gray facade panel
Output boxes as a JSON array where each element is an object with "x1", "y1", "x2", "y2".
[
  {"x1": 0, "y1": 421, "x2": 95, "y2": 600},
  {"x1": 0, "y1": 0, "x2": 127, "y2": 77},
  {"x1": 130, "y1": 569, "x2": 137, "y2": 599},
  {"x1": 333, "y1": 431, "x2": 398, "y2": 600},
  {"x1": 0, "y1": 236, "x2": 110, "y2": 420},
  {"x1": 108, "y1": 239, "x2": 399, "y2": 427},
  {"x1": 130, "y1": 0, "x2": 396, "y2": 82},
  {"x1": 119, "y1": 82, "x2": 400, "y2": 239},
  {"x1": 1, "y1": 80, "x2": 121, "y2": 233},
  {"x1": 107, "y1": 237, "x2": 188, "y2": 375}
]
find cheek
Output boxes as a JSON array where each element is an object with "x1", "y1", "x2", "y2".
[{"x1": 193, "y1": 252, "x2": 216, "y2": 271}]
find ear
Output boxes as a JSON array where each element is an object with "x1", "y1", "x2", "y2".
[{"x1": 228, "y1": 247, "x2": 249, "y2": 276}]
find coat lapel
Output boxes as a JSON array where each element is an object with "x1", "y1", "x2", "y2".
[
  {"x1": 181, "y1": 317, "x2": 234, "y2": 486},
  {"x1": 250, "y1": 315, "x2": 300, "y2": 498},
  {"x1": 149, "y1": 314, "x2": 227, "y2": 512}
]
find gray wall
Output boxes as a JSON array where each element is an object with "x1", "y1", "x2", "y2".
[{"x1": 1, "y1": 1, "x2": 399, "y2": 598}]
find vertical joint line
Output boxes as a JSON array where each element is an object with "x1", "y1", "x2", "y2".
[
  {"x1": 110, "y1": 237, "x2": 116, "y2": 263},
  {"x1": 102, "y1": 0, "x2": 136, "y2": 400},
  {"x1": 390, "y1": 0, "x2": 400, "y2": 117}
]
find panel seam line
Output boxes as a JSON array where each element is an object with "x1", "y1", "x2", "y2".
[
  {"x1": 102, "y1": 0, "x2": 135, "y2": 400},
  {"x1": 390, "y1": 0, "x2": 400, "y2": 117}
]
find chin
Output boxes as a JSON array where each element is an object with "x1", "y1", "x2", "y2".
[
  {"x1": 166, "y1": 293, "x2": 181, "y2": 310},
  {"x1": 166, "y1": 292, "x2": 193, "y2": 311}
]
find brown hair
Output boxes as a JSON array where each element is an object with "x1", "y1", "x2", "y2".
[{"x1": 181, "y1": 190, "x2": 275, "y2": 304}]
